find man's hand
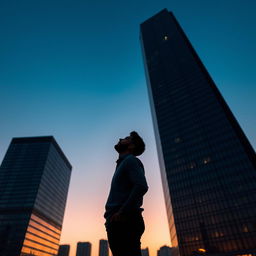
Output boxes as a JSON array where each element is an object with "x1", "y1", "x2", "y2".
[{"x1": 110, "y1": 212, "x2": 127, "y2": 223}]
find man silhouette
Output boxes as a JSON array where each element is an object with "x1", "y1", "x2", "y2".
[{"x1": 104, "y1": 131, "x2": 148, "y2": 256}]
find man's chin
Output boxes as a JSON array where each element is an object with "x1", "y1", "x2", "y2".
[
  {"x1": 114, "y1": 144, "x2": 127, "y2": 153},
  {"x1": 114, "y1": 144, "x2": 120, "y2": 152}
]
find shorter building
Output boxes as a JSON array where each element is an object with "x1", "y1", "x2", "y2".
[
  {"x1": 141, "y1": 247, "x2": 149, "y2": 256},
  {"x1": 58, "y1": 244, "x2": 70, "y2": 256},
  {"x1": 99, "y1": 239, "x2": 109, "y2": 256},
  {"x1": 76, "y1": 242, "x2": 92, "y2": 256},
  {"x1": 0, "y1": 136, "x2": 72, "y2": 256},
  {"x1": 157, "y1": 246, "x2": 172, "y2": 256}
]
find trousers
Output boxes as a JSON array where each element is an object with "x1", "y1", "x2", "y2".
[{"x1": 105, "y1": 211, "x2": 145, "y2": 256}]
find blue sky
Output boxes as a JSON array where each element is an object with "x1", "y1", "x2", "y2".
[
  {"x1": 0, "y1": 1, "x2": 255, "y2": 255},
  {"x1": 0, "y1": 0, "x2": 255, "y2": 156}
]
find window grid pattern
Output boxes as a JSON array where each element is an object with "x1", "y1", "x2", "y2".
[
  {"x1": 0, "y1": 137, "x2": 72, "y2": 256},
  {"x1": 141, "y1": 9, "x2": 256, "y2": 256}
]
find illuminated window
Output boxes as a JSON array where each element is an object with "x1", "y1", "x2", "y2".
[
  {"x1": 190, "y1": 162, "x2": 196, "y2": 169},
  {"x1": 219, "y1": 231, "x2": 224, "y2": 237},
  {"x1": 174, "y1": 137, "x2": 181, "y2": 143},
  {"x1": 242, "y1": 225, "x2": 249, "y2": 233},
  {"x1": 213, "y1": 231, "x2": 219, "y2": 237},
  {"x1": 203, "y1": 157, "x2": 211, "y2": 164}
]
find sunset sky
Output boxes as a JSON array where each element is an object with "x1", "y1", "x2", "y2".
[{"x1": 0, "y1": 0, "x2": 255, "y2": 256}]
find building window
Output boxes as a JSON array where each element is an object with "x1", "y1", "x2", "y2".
[
  {"x1": 190, "y1": 162, "x2": 196, "y2": 169},
  {"x1": 242, "y1": 225, "x2": 249, "y2": 233},
  {"x1": 174, "y1": 137, "x2": 181, "y2": 143},
  {"x1": 203, "y1": 157, "x2": 211, "y2": 164}
]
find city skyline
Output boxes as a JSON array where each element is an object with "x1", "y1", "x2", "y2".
[
  {"x1": 141, "y1": 9, "x2": 256, "y2": 256},
  {"x1": 0, "y1": 1, "x2": 255, "y2": 256},
  {"x1": 57, "y1": 242, "x2": 171, "y2": 256}
]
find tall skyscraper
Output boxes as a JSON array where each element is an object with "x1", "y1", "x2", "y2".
[
  {"x1": 76, "y1": 242, "x2": 91, "y2": 256},
  {"x1": 157, "y1": 246, "x2": 172, "y2": 256},
  {"x1": 141, "y1": 9, "x2": 256, "y2": 256},
  {"x1": 0, "y1": 136, "x2": 72, "y2": 256},
  {"x1": 99, "y1": 239, "x2": 109, "y2": 256},
  {"x1": 58, "y1": 244, "x2": 70, "y2": 256},
  {"x1": 141, "y1": 247, "x2": 150, "y2": 256}
]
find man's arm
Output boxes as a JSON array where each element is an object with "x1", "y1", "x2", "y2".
[{"x1": 118, "y1": 155, "x2": 148, "y2": 214}]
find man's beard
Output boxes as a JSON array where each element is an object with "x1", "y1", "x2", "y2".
[{"x1": 114, "y1": 143, "x2": 129, "y2": 153}]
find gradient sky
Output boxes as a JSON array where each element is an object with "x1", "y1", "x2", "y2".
[{"x1": 0, "y1": 1, "x2": 255, "y2": 256}]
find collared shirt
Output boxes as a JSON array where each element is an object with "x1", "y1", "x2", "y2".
[{"x1": 104, "y1": 154, "x2": 148, "y2": 220}]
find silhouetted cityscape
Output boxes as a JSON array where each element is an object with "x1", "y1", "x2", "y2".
[
  {"x1": 57, "y1": 242, "x2": 172, "y2": 256},
  {"x1": 141, "y1": 8, "x2": 256, "y2": 256},
  {"x1": 57, "y1": 240, "x2": 111, "y2": 256},
  {"x1": 0, "y1": 5, "x2": 255, "y2": 256}
]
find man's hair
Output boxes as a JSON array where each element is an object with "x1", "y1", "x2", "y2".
[{"x1": 130, "y1": 131, "x2": 145, "y2": 156}]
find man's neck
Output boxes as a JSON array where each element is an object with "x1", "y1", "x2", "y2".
[{"x1": 118, "y1": 151, "x2": 131, "y2": 158}]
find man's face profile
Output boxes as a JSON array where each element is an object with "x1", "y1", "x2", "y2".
[{"x1": 114, "y1": 136, "x2": 132, "y2": 153}]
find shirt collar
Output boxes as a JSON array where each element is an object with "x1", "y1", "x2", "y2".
[{"x1": 116, "y1": 153, "x2": 132, "y2": 166}]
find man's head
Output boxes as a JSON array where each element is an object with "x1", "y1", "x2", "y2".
[{"x1": 114, "y1": 131, "x2": 145, "y2": 156}]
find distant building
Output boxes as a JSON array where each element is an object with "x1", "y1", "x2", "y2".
[
  {"x1": 157, "y1": 246, "x2": 172, "y2": 256},
  {"x1": 99, "y1": 239, "x2": 109, "y2": 256},
  {"x1": 141, "y1": 247, "x2": 149, "y2": 256},
  {"x1": 0, "y1": 136, "x2": 72, "y2": 256},
  {"x1": 141, "y1": 8, "x2": 256, "y2": 256},
  {"x1": 76, "y1": 242, "x2": 92, "y2": 256},
  {"x1": 58, "y1": 244, "x2": 70, "y2": 256}
]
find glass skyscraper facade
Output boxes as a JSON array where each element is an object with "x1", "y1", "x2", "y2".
[
  {"x1": 0, "y1": 136, "x2": 72, "y2": 256},
  {"x1": 140, "y1": 9, "x2": 256, "y2": 256}
]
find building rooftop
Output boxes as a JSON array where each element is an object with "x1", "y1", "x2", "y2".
[{"x1": 11, "y1": 136, "x2": 72, "y2": 170}]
